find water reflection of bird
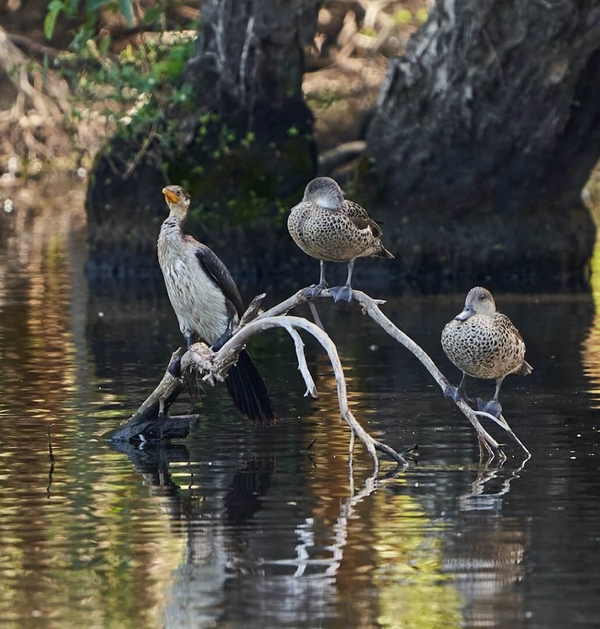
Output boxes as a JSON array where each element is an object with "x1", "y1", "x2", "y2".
[
  {"x1": 158, "y1": 185, "x2": 275, "y2": 424},
  {"x1": 441, "y1": 287, "x2": 532, "y2": 417},
  {"x1": 287, "y1": 176, "x2": 394, "y2": 302}
]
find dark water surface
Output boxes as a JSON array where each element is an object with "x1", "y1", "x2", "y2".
[{"x1": 1, "y1": 180, "x2": 600, "y2": 628}]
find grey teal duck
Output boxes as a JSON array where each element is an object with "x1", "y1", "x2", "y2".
[
  {"x1": 441, "y1": 286, "x2": 532, "y2": 417},
  {"x1": 287, "y1": 177, "x2": 394, "y2": 302}
]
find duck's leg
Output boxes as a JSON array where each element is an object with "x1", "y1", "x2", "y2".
[
  {"x1": 477, "y1": 377, "x2": 504, "y2": 418},
  {"x1": 444, "y1": 373, "x2": 473, "y2": 403},
  {"x1": 303, "y1": 260, "x2": 329, "y2": 298},
  {"x1": 330, "y1": 259, "x2": 355, "y2": 303}
]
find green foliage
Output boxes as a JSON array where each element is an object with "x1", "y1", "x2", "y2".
[
  {"x1": 47, "y1": 0, "x2": 198, "y2": 148},
  {"x1": 393, "y1": 9, "x2": 413, "y2": 24},
  {"x1": 45, "y1": 0, "x2": 134, "y2": 41}
]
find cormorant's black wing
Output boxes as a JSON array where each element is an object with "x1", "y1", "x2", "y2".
[{"x1": 195, "y1": 244, "x2": 245, "y2": 318}]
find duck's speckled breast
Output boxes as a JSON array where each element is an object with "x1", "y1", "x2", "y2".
[
  {"x1": 288, "y1": 202, "x2": 377, "y2": 262},
  {"x1": 441, "y1": 313, "x2": 527, "y2": 380}
]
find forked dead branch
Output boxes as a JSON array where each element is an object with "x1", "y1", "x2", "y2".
[{"x1": 105, "y1": 287, "x2": 531, "y2": 468}]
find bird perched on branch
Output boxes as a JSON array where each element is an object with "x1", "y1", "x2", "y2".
[
  {"x1": 287, "y1": 176, "x2": 394, "y2": 302},
  {"x1": 441, "y1": 286, "x2": 532, "y2": 418},
  {"x1": 158, "y1": 185, "x2": 275, "y2": 424}
]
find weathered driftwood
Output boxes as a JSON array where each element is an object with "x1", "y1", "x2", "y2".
[
  {"x1": 105, "y1": 287, "x2": 530, "y2": 468},
  {"x1": 182, "y1": 313, "x2": 408, "y2": 470}
]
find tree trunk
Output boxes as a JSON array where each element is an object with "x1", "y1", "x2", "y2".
[
  {"x1": 366, "y1": 0, "x2": 600, "y2": 290},
  {"x1": 86, "y1": 0, "x2": 322, "y2": 280}
]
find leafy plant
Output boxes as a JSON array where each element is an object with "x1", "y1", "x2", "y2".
[
  {"x1": 45, "y1": 0, "x2": 198, "y2": 152},
  {"x1": 45, "y1": 0, "x2": 134, "y2": 41}
]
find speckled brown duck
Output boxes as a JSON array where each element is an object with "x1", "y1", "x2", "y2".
[
  {"x1": 287, "y1": 177, "x2": 394, "y2": 302},
  {"x1": 441, "y1": 287, "x2": 533, "y2": 417}
]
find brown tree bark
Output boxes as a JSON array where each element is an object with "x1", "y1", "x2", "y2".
[
  {"x1": 366, "y1": 0, "x2": 600, "y2": 290},
  {"x1": 86, "y1": 0, "x2": 322, "y2": 280}
]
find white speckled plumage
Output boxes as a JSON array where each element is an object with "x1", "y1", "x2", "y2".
[
  {"x1": 441, "y1": 287, "x2": 531, "y2": 380},
  {"x1": 157, "y1": 184, "x2": 275, "y2": 423},
  {"x1": 287, "y1": 177, "x2": 393, "y2": 301},
  {"x1": 158, "y1": 218, "x2": 230, "y2": 345}
]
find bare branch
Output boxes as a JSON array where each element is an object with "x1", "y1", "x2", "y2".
[
  {"x1": 258, "y1": 287, "x2": 526, "y2": 459},
  {"x1": 307, "y1": 301, "x2": 325, "y2": 330},
  {"x1": 346, "y1": 290, "x2": 507, "y2": 456},
  {"x1": 474, "y1": 410, "x2": 532, "y2": 457},
  {"x1": 286, "y1": 327, "x2": 318, "y2": 398},
  {"x1": 238, "y1": 293, "x2": 266, "y2": 327},
  {"x1": 216, "y1": 315, "x2": 408, "y2": 470},
  {"x1": 111, "y1": 285, "x2": 527, "y2": 468}
]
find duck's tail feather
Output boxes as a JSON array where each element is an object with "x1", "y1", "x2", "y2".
[
  {"x1": 373, "y1": 242, "x2": 395, "y2": 259},
  {"x1": 226, "y1": 349, "x2": 276, "y2": 424},
  {"x1": 519, "y1": 360, "x2": 533, "y2": 376},
  {"x1": 382, "y1": 245, "x2": 395, "y2": 259}
]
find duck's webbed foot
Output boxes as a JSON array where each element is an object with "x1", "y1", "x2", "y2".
[
  {"x1": 302, "y1": 283, "x2": 328, "y2": 299},
  {"x1": 477, "y1": 398, "x2": 503, "y2": 418},
  {"x1": 330, "y1": 285, "x2": 353, "y2": 303},
  {"x1": 444, "y1": 382, "x2": 474, "y2": 404},
  {"x1": 444, "y1": 384, "x2": 463, "y2": 403}
]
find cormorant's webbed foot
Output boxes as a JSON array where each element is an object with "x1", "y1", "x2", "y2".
[
  {"x1": 302, "y1": 282, "x2": 328, "y2": 299},
  {"x1": 168, "y1": 355, "x2": 182, "y2": 378},
  {"x1": 477, "y1": 398, "x2": 503, "y2": 418},
  {"x1": 212, "y1": 328, "x2": 233, "y2": 352},
  {"x1": 330, "y1": 285, "x2": 353, "y2": 303}
]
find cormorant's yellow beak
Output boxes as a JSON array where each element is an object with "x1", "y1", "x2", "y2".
[{"x1": 162, "y1": 187, "x2": 180, "y2": 204}]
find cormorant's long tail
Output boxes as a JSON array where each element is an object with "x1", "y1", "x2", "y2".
[{"x1": 226, "y1": 349, "x2": 276, "y2": 424}]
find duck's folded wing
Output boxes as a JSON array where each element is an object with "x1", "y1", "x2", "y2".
[{"x1": 343, "y1": 200, "x2": 382, "y2": 236}]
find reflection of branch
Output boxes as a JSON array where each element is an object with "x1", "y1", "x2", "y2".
[
  {"x1": 266, "y1": 470, "x2": 378, "y2": 577},
  {"x1": 46, "y1": 424, "x2": 55, "y2": 498},
  {"x1": 459, "y1": 456, "x2": 530, "y2": 512}
]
